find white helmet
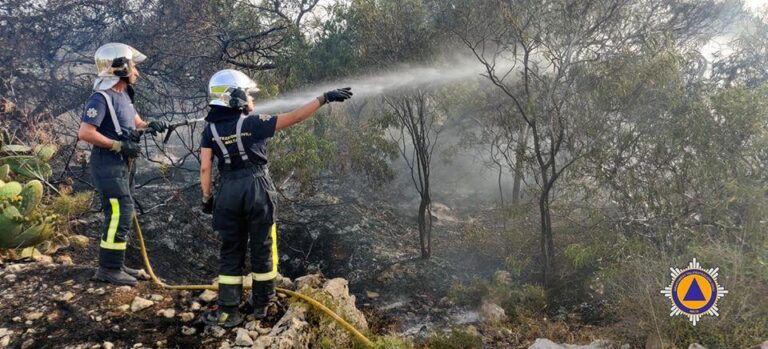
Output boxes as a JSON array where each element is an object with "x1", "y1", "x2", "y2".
[
  {"x1": 93, "y1": 43, "x2": 147, "y2": 91},
  {"x1": 208, "y1": 69, "x2": 259, "y2": 108}
]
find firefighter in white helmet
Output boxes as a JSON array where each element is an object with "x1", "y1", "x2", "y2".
[
  {"x1": 199, "y1": 69, "x2": 352, "y2": 327},
  {"x1": 77, "y1": 43, "x2": 168, "y2": 286}
]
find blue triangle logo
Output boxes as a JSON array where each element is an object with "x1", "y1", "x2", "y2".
[{"x1": 684, "y1": 278, "x2": 706, "y2": 301}]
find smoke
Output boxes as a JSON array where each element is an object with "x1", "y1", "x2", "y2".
[{"x1": 251, "y1": 56, "x2": 493, "y2": 114}]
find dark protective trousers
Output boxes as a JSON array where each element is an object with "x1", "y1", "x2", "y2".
[
  {"x1": 90, "y1": 148, "x2": 134, "y2": 269},
  {"x1": 213, "y1": 166, "x2": 278, "y2": 307}
]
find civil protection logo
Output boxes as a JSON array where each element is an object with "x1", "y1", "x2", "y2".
[{"x1": 661, "y1": 258, "x2": 727, "y2": 326}]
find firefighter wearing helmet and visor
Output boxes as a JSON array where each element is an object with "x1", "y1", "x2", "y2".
[
  {"x1": 77, "y1": 43, "x2": 168, "y2": 286},
  {"x1": 199, "y1": 69, "x2": 352, "y2": 327}
]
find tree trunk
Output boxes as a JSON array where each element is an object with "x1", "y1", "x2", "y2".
[
  {"x1": 418, "y1": 194, "x2": 432, "y2": 259},
  {"x1": 512, "y1": 125, "x2": 529, "y2": 204},
  {"x1": 539, "y1": 187, "x2": 554, "y2": 288}
]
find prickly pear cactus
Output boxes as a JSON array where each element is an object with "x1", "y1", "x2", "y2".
[
  {"x1": 0, "y1": 164, "x2": 10, "y2": 182},
  {"x1": 34, "y1": 144, "x2": 57, "y2": 162},
  {"x1": 0, "y1": 179, "x2": 55, "y2": 249},
  {"x1": 0, "y1": 138, "x2": 57, "y2": 180}
]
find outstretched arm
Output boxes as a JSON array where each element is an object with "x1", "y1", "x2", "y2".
[{"x1": 275, "y1": 87, "x2": 353, "y2": 131}]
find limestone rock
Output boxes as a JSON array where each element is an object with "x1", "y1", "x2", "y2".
[
  {"x1": 294, "y1": 274, "x2": 322, "y2": 289},
  {"x1": 24, "y1": 312, "x2": 43, "y2": 321},
  {"x1": 528, "y1": 338, "x2": 615, "y2": 349},
  {"x1": 234, "y1": 328, "x2": 254, "y2": 347},
  {"x1": 156, "y1": 309, "x2": 175, "y2": 318},
  {"x1": 199, "y1": 290, "x2": 217, "y2": 303},
  {"x1": 181, "y1": 326, "x2": 196, "y2": 336},
  {"x1": 480, "y1": 300, "x2": 507, "y2": 323},
  {"x1": 130, "y1": 297, "x2": 154, "y2": 312},
  {"x1": 178, "y1": 312, "x2": 195, "y2": 322}
]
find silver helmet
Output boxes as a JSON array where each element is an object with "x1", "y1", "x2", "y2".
[
  {"x1": 93, "y1": 43, "x2": 146, "y2": 91},
  {"x1": 208, "y1": 69, "x2": 259, "y2": 107}
]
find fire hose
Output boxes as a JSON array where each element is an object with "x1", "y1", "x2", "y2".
[{"x1": 129, "y1": 181, "x2": 373, "y2": 347}]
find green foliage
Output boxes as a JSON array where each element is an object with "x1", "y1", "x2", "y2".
[
  {"x1": 564, "y1": 243, "x2": 599, "y2": 269},
  {"x1": 269, "y1": 120, "x2": 336, "y2": 192},
  {"x1": 50, "y1": 186, "x2": 93, "y2": 235},
  {"x1": 448, "y1": 278, "x2": 490, "y2": 307},
  {"x1": 426, "y1": 328, "x2": 483, "y2": 349}
]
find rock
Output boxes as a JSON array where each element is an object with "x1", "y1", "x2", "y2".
[
  {"x1": 181, "y1": 326, "x2": 196, "y2": 336},
  {"x1": 136, "y1": 269, "x2": 151, "y2": 280},
  {"x1": 55, "y1": 255, "x2": 74, "y2": 265},
  {"x1": 528, "y1": 339, "x2": 615, "y2": 349},
  {"x1": 295, "y1": 274, "x2": 322, "y2": 289},
  {"x1": 115, "y1": 286, "x2": 132, "y2": 293},
  {"x1": 245, "y1": 321, "x2": 259, "y2": 331},
  {"x1": 34, "y1": 254, "x2": 53, "y2": 265},
  {"x1": 21, "y1": 339, "x2": 34, "y2": 349},
  {"x1": 0, "y1": 336, "x2": 9, "y2": 347},
  {"x1": 25, "y1": 312, "x2": 43, "y2": 321},
  {"x1": 103, "y1": 341, "x2": 115, "y2": 349},
  {"x1": 156, "y1": 309, "x2": 175, "y2": 318},
  {"x1": 95, "y1": 288, "x2": 106, "y2": 296},
  {"x1": 466, "y1": 325, "x2": 480, "y2": 337},
  {"x1": 190, "y1": 302, "x2": 202, "y2": 311},
  {"x1": 4, "y1": 274, "x2": 16, "y2": 282},
  {"x1": 12, "y1": 316, "x2": 21, "y2": 322},
  {"x1": 56, "y1": 291, "x2": 75, "y2": 302},
  {"x1": 208, "y1": 326, "x2": 226, "y2": 338},
  {"x1": 149, "y1": 294, "x2": 164, "y2": 302},
  {"x1": 322, "y1": 278, "x2": 368, "y2": 329},
  {"x1": 199, "y1": 290, "x2": 217, "y2": 303},
  {"x1": 234, "y1": 328, "x2": 254, "y2": 346},
  {"x1": 751, "y1": 341, "x2": 768, "y2": 349},
  {"x1": 0, "y1": 328, "x2": 10, "y2": 337},
  {"x1": 366, "y1": 291, "x2": 380, "y2": 299},
  {"x1": 276, "y1": 274, "x2": 294, "y2": 289},
  {"x1": 6, "y1": 264, "x2": 23, "y2": 273},
  {"x1": 218, "y1": 341, "x2": 231, "y2": 349},
  {"x1": 689, "y1": 345, "x2": 706, "y2": 349},
  {"x1": 116, "y1": 304, "x2": 130, "y2": 312},
  {"x1": 253, "y1": 336, "x2": 273, "y2": 349},
  {"x1": 46, "y1": 311, "x2": 61, "y2": 322},
  {"x1": 130, "y1": 297, "x2": 154, "y2": 312},
  {"x1": 480, "y1": 300, "x2": 507, "y2": 323},
  {"x1": 69, "y1": 235, "x2": 90, "y2": 249},
  {"x1": 178, "y1": 312, "x2": 195, "y2": 322}
]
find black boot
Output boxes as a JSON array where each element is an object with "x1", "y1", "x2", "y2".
[
  {"x1": 92, "y1": 266, "x2": 137, "y2": 286},
  {"x1": 202, "y1": 284, "x2": 244, "y2": 328},
  {"x1": 121, "y1": 265, "x2": 145, "y2": 279},
  {"x1": 250, "y1": 279, "x2": 276, "y2": 320},
  {"x1": 202, "y1": 305, "x2": 244, "y2": 328}
]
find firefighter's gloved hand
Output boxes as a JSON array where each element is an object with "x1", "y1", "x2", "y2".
[
  {"x1": 202, "y1": 195, "x2": 214, "y2": 214},
  {"x1": 110, "y1": 140, "x2": 141, "y2": 158},
  {"x1": 318, "y1": 87, "x2": 353, "y2": 105},
  {"x1": 147, "y1": 121, "x2": 168, "y2": 134}
]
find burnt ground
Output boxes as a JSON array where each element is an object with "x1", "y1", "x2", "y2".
[{"x1": 1, "y1": 163, "x2": 597, "y2": 348}]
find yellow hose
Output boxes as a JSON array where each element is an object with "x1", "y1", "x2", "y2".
[{"x1": 132, "y1": 215, "x2": 374, "y2": 347}]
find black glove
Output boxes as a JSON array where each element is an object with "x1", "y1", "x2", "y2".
[
  {"x1": 110, "y1": 140, "x2": 141, "y2": 158},
  {"x1": 318, "y1": 87, "x2": 353, "y2": 105},
  {"x1": 202, "y1": 195, "x2": 214, "y2": 214},
  {"x1": 147, "y1": 121, "x2": 168, "y2": 134}
]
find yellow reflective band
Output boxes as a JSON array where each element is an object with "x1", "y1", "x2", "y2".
[
  {"x1": 218, "y1": 275, "x2": 243, "y2": 285},
  {"x1": 100, "y1": 198, "x2": 125, "y2": 250},
  {"x1": 252, "y1": 224, "x2": 278, "y2": 281}
]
